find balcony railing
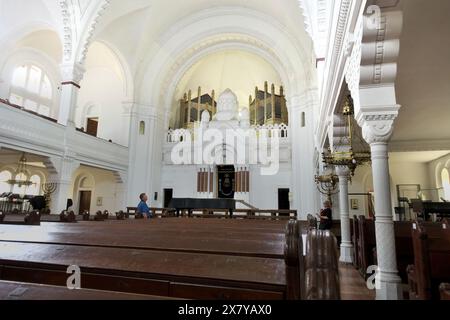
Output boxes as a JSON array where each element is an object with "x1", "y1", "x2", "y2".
[{"x1": 0, "y1": 100, "x2": 128, "y2": 173}]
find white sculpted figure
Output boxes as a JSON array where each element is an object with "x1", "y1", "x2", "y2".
[
  {"x1": 201, "y1": 110, "x2": 210, "y2": 123},
  {"x1": 214, "y1": 89, "x2": 239, "y2": 121}
]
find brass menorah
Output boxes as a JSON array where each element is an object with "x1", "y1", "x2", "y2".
[{"x1": 42, "y1": 182, "x2": 57, "y2": 211}]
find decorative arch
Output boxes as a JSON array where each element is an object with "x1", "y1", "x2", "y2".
[
  {"x1": 0, "y1": 170, "x2": 13, "y2": 194},
  {"x1": 71, "y1": 171, "x2": 96, "y2": 213},
  {"x1": 136, "y1": 7, "x2": 313, "y2": 122},
  {"x1": 442, "y1": 168, "x2": 450, "y2": 201},
  {"x1": 0, "y1": 47, "x2": 61, "y2": 117},
  {"x1": 93, "y1": 40, "x2": 134, "y2": 99},
  {"x1": 435, "y1": 162, "x2": 444, "y2": 188},
  {"x1": 59, "y1": 0, "x2": 112, "y2": 65}
]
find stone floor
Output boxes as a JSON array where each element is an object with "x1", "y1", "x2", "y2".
[{"x1": 339, "y1": 263, "x2": 376, "y2": 300}]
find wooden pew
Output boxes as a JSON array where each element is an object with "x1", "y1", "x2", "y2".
[
  {"x1": 356, "y1": 216, "x2": 376, "y2": 278},
  {"x1": 0, "y1": 221, "x2": 287, "y2": 299},
  {"x1": 407, "y1": 222, "x2": 450, "y2": 300},
  {"x1": 439, "y1": 283, "x2": 450, "y2": 300},
  {"x1": 0, "y1": 220, "x2": 286, "y2": 259},
  {"x1": 358, "y1": 217, "x2": 446, "y2": 282},
  {"x1": 0, "y1": 211, "x2": 41, "y2": 226},
  {"x1": 0, "y1": 219, "x2": 338, "y2": 300},
  {"x1": 124, "y1": 207, "x2": 297, "y2": 220},
  {"x1": 59, "y1": 211, "x2": 76, "y2": 223},
  {"x1": 352, "y1": 216, "x2": 359, "y2": 269},
  {"x1": 0, "y1": 280, "x2": 170, "y2": 300},
  {"x1": 304, "y1": 229, "x2": 340, "y2": 300},
  {"x1": 0, "y1": 227, "x2": 288, "y2": 299}
]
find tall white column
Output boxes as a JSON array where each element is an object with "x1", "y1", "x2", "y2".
[
  {"x1": 336, "y1": 165, "x2": 353, "y2": 263},
  {"x1": 58, "y1": 63, "x2": 85, "y2": 126},
  {"x1": 289, "y1": 90, "x2": 320, "y2": 220},
  {"x1": 127, "y1": 103, "x2": 165, "y2": 207},
  {"x1": 47, "y1": 155, "x2": 80, "y2": 214},
  {"x1": 360, "y1": 107, "x2": 403, "y2": 300}
]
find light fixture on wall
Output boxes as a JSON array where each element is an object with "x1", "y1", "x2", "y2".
[{"x1": 7, "y1": 153, "x2": 33, "y2": 189}]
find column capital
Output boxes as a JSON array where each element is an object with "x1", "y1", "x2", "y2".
[
  {"x1": 357, "y1": 104, "x2": 401, "y2": 145},
  {"x1": 335, "y1": 165, "x2": 351, "y2": 178},
  {"x1": 60, "y1": 63, "x2": 85, "y2": 84}
]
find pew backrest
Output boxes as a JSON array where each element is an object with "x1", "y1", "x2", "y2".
[{"x1": 304, "y1": 230, "x2": 340, "y2": 300}]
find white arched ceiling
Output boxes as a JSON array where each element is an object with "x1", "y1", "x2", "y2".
[
  {"x1": 133, "y1": 6, "x2": 314, "y2": 123},
  {"x1": 16, "y1": 30, "x2": 63, "y2": 63},
  {"x1": 93, "y1": 0, "x2": 309, "y2": 70},
  {"x1": 0, "y1": 0, "x2": 59, "y2": 44}
]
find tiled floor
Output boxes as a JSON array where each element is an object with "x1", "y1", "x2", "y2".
[{"x1": 339, "y1": 263, "x2": 376, "y2": 300}]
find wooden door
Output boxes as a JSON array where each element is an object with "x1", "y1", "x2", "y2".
[
  {"x1": 86, "y1": 118, "x2": 98, "y2": 137},
  {"x1": 164, "y1": 189, "x2": 173, "y2": 208},
  {"x1": 278, "y1": 189, "x2": 290, "y2": 210},
  {"x1": 78, "y1": 191, "x2": 92, "y2": 214}
]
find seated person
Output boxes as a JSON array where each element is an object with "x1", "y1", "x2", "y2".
[
  {"x1": 137, "y1": 193, "x2": 152, "y2": 219},
  {"x1": 317, "y1": 200, "x2": 333, "y2": 230}
]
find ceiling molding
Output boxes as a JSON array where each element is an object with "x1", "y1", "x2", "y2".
[{"x1": 389, "y1": 139, "x2": 450, "y2": 153}]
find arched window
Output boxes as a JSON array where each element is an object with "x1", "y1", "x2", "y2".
[
  {"x1": 139, "y1": 121, "x2": 146, "y2": 135},
  {"x1": 0, "y1": 171, "x2": 12, "y2": 195},
  {"x1": 27, "y1": 175, "x2": 42, "y2": 196},
  {"x1": 12, "y1": 173, "x2": 28, "y2": 195},
  {"x1": 442, "y1": 168, "x2": 450, "y2": 201},
  {"x1": 9, "y1": 64, "x2": 53, "y2": 117}
]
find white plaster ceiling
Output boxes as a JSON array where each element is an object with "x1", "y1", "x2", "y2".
[
  {"x1": 93, "y1": 0, "x2": 309, "y2": 75},
  {"x1": 389, "y1": 151, "x2": 450, "y2": 164},
  {"x1": 16, "y1": 30, "x2": 62, "y2": 63},
  {"x1": 394, "y1": 0, "x2": 450, "y2": 144},
  {"x1": 0, "y1": 148, "x2": 47, "y2": 166}
]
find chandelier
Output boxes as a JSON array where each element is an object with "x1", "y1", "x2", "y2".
[
  {"x1": 314, "y1": 173, "x2": 339, "y2": 203},
  {"x1": 7, "y1": 153, "x2": 32, "y2": 188},
  {"x1": 322, "y1": 95, "x2": 371, "y2": 176}
]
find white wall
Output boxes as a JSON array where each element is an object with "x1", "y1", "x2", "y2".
[
  {"x1": 70, "y1": 166, "x2": 125, "y2": 214},
  {"x1": 250, "y1": 163, "x2": 292, "y2": 209},
  {"x1": 428, "y1": 153, "x2": 450, "y2": 200},
  {"x1": 77, "y1": 42, "x2": 129, "y2": 146},
  {"x1": 346, "y1": 156, "x2": 436, "y2": 218},
  {"x1": 160, "y1": 163, "x2": 292, "y2": 210}
]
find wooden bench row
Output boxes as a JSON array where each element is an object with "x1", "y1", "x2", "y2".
[
  {"x1": 0, "y1": 280, "x2": 170, "y2": 300},
  {"x1": 0, "y1": 219, "x2": 339, "y2": 300},
  {"x1": 407, "y1": 222, "x2": 450, "y2": 300},
  {"x1": 350, "y1": 215, "x2": 450, "y2": 299},
  {"x1": 0, "y1": 211, "x2": 41, "y2": 225},
  {"x1": 125, "y1": 207, "x2": 297, "y2": 220}
]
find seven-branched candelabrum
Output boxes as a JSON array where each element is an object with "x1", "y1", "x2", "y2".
[
  {"x1": 41, "y1": 182, "x2": 57, "y2": 211},
  {"x1": 315, "y1": 174, "x2": 339, "y2": 204}
]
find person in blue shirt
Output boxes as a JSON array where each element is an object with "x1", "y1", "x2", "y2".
[{"x1": 137, "y1": 193, "x2": 152, "y2": 219}]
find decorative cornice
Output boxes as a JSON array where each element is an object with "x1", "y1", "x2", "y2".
[
  {"x1": 77, "y1": 0, "x2": 111, "y2": 65},
  {"x1": 298, "y1": 0, "x2": 331, "y2": 57},
  {"x1": 59, "y1": 0, "x2": 111, "y2": 65},
  {"x1": 59, "y1": 0, "x2": 76, "y2": 62}
]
